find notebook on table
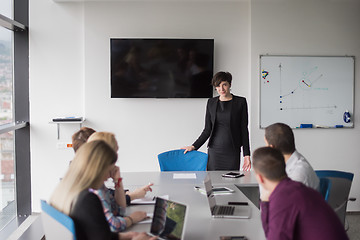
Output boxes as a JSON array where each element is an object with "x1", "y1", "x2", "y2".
[
  {"x1": 204, "y1": 174, "x2": 251, "y2": 219},
  {"x1": 149, "y1": 197, "x2": 188, "y2": 240}
]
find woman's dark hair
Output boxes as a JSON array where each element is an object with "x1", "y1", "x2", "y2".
[
  {"x1": 72, "y1": 127, "x2": 96, "y2": 152},
  {"x1": 211, "y1": 71, "x2": 232, "y2": 87}
]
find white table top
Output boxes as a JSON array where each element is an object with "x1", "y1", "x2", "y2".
[
  {"x1": 121, "y1": 171, "x2": 259, "y2": 187},
  {"x1": 121, "y1": 171, "x2": 264, "y2": 240}
]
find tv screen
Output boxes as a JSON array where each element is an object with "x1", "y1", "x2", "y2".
[{"x1": 110, "y1": 38, "x2": 214, "y2": 98}]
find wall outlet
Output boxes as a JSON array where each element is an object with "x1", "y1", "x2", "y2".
[{"x1": 57, "y1": 142, "x2": 72, "y2": 149}]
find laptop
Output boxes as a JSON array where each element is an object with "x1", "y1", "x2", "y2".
[
  {"x1": 149, "y1": 197, "x2": 188, "y2": 240},
  {"x1": 204, "y1": 174, "x2": 251, "y2": 219}
]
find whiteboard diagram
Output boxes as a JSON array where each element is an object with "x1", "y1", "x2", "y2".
[{"x1": 260, "y1": 56, "x2": 354, "y2": 129}]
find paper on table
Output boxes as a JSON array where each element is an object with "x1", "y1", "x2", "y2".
[
  {"x1": 173, "y1": 173, "x2": 197, "y2": 179},
  {"x1": 131, "y1": 195, "x2": 169, "y2": 205},
  {"x1": 195, "y1": 187, "x2": 234, "y2": 195},
  {"x1": 137, "y1": 212, "x2": 153, "y2": 224}
]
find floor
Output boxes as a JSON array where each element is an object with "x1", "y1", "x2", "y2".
[{"x1": 347, "y1": 213, "x2": 360, "y2": 240}]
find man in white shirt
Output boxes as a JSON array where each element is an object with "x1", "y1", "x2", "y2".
[{"x1": 264, "y1": 123, "x2": 319, "y2": 190}]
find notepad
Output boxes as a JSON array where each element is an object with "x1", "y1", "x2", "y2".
[
  {"x1": 131, "y1": 195, "x2": 169, "y2": 205},
  {"x1": 195, "y1": 186, "x2": 235, "y2": 195},
  {"x1": 173, "y1": 173, "x2": 197, "y2": 179}
]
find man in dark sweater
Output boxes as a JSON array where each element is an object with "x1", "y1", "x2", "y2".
[{"x1": 252, "y1": 147, "x2": 348, "y2": 240}]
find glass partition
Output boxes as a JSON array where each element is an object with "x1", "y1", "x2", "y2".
[
  {"x1": 0, "y1": 27, "x2": 13, "y2": 125},
  {"x1": 0, "y1": 1, "x2": 13, "y2": 20},
  {"x1": 0, "y1": 131, "x2": 15, "y2": 230}
]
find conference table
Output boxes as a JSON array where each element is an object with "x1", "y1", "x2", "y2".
[{"x1": 121, "y1": 171, "x2": 265, "y2": 240}]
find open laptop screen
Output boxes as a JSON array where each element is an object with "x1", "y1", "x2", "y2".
[
  {"x1": 150, "y1": 198, "x2": 187, "y2": 240},
  {"x1": 204, "y1": 173, "x2": 216, "y2": 209}
]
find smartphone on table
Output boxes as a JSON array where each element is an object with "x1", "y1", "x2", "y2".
[{"x1": 221, "y1": 172, "x2": 245, "y2": 178}]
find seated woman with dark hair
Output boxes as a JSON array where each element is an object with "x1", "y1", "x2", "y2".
[
  {"x1": 71, "y1": 127, "x2": 96, "y2": 152},
  {"x1": 71, "y1": 128, "x2": 153, "y2": 207}
]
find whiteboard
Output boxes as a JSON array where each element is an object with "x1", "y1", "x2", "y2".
[{"x1": 260, "y1": 55, "x2": 354, "y2": 129}]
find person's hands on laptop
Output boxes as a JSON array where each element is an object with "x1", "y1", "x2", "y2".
[
  {"x1": 133, "y1": 232, "x2": 158, "y2": 240},
  {"x1": 127, "y1": 211, "x2": 148, "y2": 226},
  {"x1": 119, "y1": 232, "x2": 158, "y2": 240}
]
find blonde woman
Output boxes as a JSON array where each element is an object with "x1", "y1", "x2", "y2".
[
  {"x1": 87, "y1": 132, "x2": 152, "y2": 232},
  {"x1": 50, "y1": 140, "x2": 149, "y2": 240},
  {"x1": 71, "y1": 128, "x2": 153, "y2": 207}
]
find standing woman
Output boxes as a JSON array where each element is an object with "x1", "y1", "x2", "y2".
[{"x1": 182, "y1": 71, "x2": 251, "y2": 171}]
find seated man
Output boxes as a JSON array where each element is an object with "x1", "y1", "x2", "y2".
[
  {"x1": 265, "y1": 122, "x2": 319, "y2": 190},
  {"x1": 252, "y1": 147, "x2": 348, "y2": 240}
]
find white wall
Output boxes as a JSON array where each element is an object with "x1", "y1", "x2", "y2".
[
  {"x1": 30, "y1": 0, "x2": 85, "y2": 212},
  {"x1": 30, "y1": 0, "x2": 360, "y2": 213},
  {"x1": 250, "y1": 0, "x2": 360, "y2": 211},
  {"x1": 83, "y1": 1, "x2": 250, "y2": 171},
  {"x1": 30, "y1": 1, "x2": 250, "y2": 211}
]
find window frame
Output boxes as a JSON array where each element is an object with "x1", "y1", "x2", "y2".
[
  {"x1": 13, "y1": 0, "x2": 30, "y2": 222},
  {"x1": 0, "y1": 0, "x2": 30, "y2": 237}
]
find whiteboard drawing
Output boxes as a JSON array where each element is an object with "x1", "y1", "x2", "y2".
[{"x1": 260, "y1": 56, "x2": 354, "y2": 129}]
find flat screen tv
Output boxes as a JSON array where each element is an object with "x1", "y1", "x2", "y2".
[{"x1": 111, "y1": 38, "x2": 214, "y2": 98}]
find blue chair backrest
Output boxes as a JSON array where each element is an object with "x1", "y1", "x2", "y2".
[
  {"x1": 41, "y1": 200, "x2": 76, "y2": 240},
  {"x1": 318, "y1": 177, "x2": 331, "y2": 202},
  {"x1": 315, "y1": 170, "x2": 354, "y2": 181},
  {"x1": 158, "y1": 149, "x2": 208, "y2": 171},
  {"x1": 315, "y1": 170, "x2": 354, "y2": 226}
]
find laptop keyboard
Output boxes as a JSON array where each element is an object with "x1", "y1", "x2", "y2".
[{"x1": 215, "y1": 205, "x2": 235, "y2": 215}]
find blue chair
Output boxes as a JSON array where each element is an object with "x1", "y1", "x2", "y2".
[
  {"x1": 41, "y1": 200, "x2": 76, "y2": 240},
  {"x1": 315, "y1": 170, "x2": 354, "y2": 226},
  {"x1": 158, "y1": 149, "x2": 208, "y2": 171},
  {"x1": 317, "y1": 177, "x2": 331, "y2": 202}
]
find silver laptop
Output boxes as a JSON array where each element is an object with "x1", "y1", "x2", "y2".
[
  {"x1": 149, "y1": 197, "x2": 188, "y2": 240},
  {"x1": 204, "y1": 174, "x2": 251, "y2": 219}
]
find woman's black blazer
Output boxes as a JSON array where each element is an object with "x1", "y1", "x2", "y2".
[{"x1": 192, "y1": 95, "x2": 250, "y2": 156}]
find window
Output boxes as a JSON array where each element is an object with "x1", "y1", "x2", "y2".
[
  {"x1": 0, "y1": 0, "x2": 13, "y2": 19},
  {"x1": 0, "y1": 0, "x2": 29, "y2": 237},
  {"x1": 0, "y1": 27, "x2": 13, "y2": 125},
  {"x1": 0, "y1": 131, "x2": 15, "y2": 229}
]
